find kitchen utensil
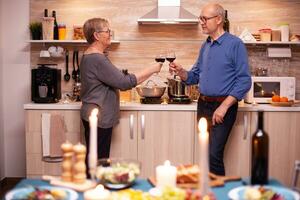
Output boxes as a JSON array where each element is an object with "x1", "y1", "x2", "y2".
[
  {"x1": 72, "y1": 51, "x2": 77, "y2": 80},
  {"x1": 136, "y1": 80, "x2": 166, "y2": 98},
  {"x1": 75, "y1": 51, "x2": 80, "y2": 81},
  {"x1": 64, "y1": 50, "x2": 70, "y2": 81},
  {"x1": 167, "y1": 75, "x2": 190, "y2": 98}
]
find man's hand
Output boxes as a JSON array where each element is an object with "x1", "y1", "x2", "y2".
[
  {"x1": 169, "y1": 62, "x2": 188, "y2": 81},
  {"x1": 212, "y1": 96, "x2": 237, "y2": 125},
  {"x1": 212, "y1": 104, "x2": 228, "y2": 125}
]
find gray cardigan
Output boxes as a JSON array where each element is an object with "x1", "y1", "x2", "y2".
[{"x1": 80, "y1": 53, "x2": 137, "y2": 128}]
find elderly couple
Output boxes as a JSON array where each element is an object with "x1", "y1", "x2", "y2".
[{"x1": 80, "y1": 2, "x2": 251, "y2": 182}]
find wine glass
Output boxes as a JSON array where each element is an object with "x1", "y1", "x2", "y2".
[
  {"x1": 166, "y1": 50, "x2": 176, "y2": 63},
  {"x1": 155, "y1": 53, "x2": 165, "y2": 64}
]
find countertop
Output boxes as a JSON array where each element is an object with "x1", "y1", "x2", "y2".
[{"x1": 24, "y1": 101, "x2": 300, "y2": 112}]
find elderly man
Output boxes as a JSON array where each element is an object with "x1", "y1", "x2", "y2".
[{"x1": 169, "y1": 3, "x2": 251, "y2": 175}]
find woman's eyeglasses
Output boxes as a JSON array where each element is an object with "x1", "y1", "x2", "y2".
[
  {"x1": 198, "y1": 15, "x2": 219, "y2": 23},
  {"x1": 97, "y1": 29, "x2": 111, "y2": 35}
]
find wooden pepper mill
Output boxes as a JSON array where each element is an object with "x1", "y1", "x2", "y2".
[
  {"x1": 61, "y1": 141, "x2": 74, "y2": 182},
  {"x1": 73, "y1": 142, "x2": 87, "y2": 184}
]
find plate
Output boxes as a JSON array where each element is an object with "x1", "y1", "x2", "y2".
[
  {"x1": 5, "y1": 186, "x2": 78, "y2": 200},
  {"x1": 268, "y1": 100, "x2": 300, "y2": 107},
  {"x1": 228, "y1": 185, "x2": 300, "y2": 200},
  {"x1": 102, "y1": 181, "x2": 134, "y2": 190}
]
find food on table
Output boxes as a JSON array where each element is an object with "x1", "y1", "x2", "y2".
[
  {"x1": 176, "y1": 164, "x2": 199, "y2": 184},
  {"x1": 111, "y1": 189, "x2": 155, "y2": 200},
  {"x1": 26, "y1": 188, "x2": 67, "y2": 200},
  {"x1": 96, "y1": 161, "x2": 140, "y2": 184},
  {"x1": 244, "y1": 186, "x2": 284, "y2": 200}
]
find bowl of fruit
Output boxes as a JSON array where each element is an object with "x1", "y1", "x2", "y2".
[{"x1": 96, "y1": 158, "x2": 141, "y2": 190}]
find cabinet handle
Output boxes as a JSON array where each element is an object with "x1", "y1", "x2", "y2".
[
  {"x1": 243, "y1": 113, "x2": 248, "y2": 140},
  {"x1": 129, "y1": 114, "x2": 134, "y2": 140},
  {"x1": 42, "y1": 157, "x2": 63, "y2": 163},
  {"x1": 141, "y1": 114, "x2": 145, "y2": 140}
]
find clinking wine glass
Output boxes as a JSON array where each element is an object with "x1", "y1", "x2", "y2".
[
  {"x1": 155, "y1": 53, "x2": 165, "y2": 63},
  {"x1": 166, "y1": 51, "x2": 176, "y2": 63},
  {"x1": 166, "y1": 51, "x2": 176, "y2": 76}
]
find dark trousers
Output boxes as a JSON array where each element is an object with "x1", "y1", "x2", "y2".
[
  {"x1": 197, "y1": 98, "x2": 238, "y2": 176},
  {"x1": 82, "y1": 120, "x2": 113, "y2": 176}
]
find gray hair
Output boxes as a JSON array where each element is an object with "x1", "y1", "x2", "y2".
[
  {"x1": 212, "y1": 4, "x2": 225, "y2": 22},
  {"x1": 83, "y1": 18, "x2": 109, "y2": 44}
]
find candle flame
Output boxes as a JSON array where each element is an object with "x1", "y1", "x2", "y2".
[
  {"x1": 198, "y1": 117, "x2": 207, "y2": 133},
  {"x1": 90, "y1": 108, "x2": 99, "y2": 117}
]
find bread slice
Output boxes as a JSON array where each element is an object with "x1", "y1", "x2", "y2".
[{"x1": 176, "y1": 164, "x2": 199, "y2": 184}]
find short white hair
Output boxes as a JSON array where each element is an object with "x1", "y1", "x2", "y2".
[{"x1": 212, "y1": 4, "x2": 225, "y2": 22}]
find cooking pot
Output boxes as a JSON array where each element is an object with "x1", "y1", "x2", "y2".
[
  {"x1": 167, "y1": 75, "x2": 190, "y2": 98},
  {"x1": 136, "y1": 80, "x2": 166, "y2": 98}
]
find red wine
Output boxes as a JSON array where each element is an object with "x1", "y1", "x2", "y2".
[
  {"x1": 155, "y1": 58, "x2": 165, "y2": 63},
  {"x1": 251, "y1": 111, "x2": 269, "y2": 185},
  {"x1": 166, "y1": 57, "x2": 176, "y2": 62}
]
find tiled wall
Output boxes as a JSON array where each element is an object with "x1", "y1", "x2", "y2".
[{"x1": 30, "y1": 0, "x2": 300, "y2": 99}]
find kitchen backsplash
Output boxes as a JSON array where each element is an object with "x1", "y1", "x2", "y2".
[{"x1": 30, "y1": 0, "x2": 300, "y2": 100}]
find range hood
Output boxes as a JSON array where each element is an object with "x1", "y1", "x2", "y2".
[{"x1": 137, "y1": 0, "x2": 199, "y2": 25}]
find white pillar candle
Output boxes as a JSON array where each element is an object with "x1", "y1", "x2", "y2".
[
  {"x1": 89, "y1": 108, "x2": 99, "y2": 180},
  {"x1": 84, "y1": 184, "x2": 111, "y2": 200},
  {"x1": 156, "y1": 160, "x2": 177, "y2": 189},
  {"x1": 198, "y1": 117, "x2": 211, "y2": 196}
]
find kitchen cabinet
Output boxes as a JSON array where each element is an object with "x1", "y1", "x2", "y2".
[
  {"x1": 110, "y1": 110, "x2": 195, "y2": 178},
  {"x1": 193, "y1": 112, "x2": 255, "y2": 177},
  {"x1": 264, "y1": 112, "x2": 300, "y2": 187},
  {"x1": 25, "y1": 110, "x2": 83, "y2": 178}
]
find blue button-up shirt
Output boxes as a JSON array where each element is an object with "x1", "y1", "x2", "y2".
[{"x1": 185, "y1": 32, "x2": 251, "y2": 101}]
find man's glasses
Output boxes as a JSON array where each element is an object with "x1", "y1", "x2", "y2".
[{"x1": 198, "y1": 15, "x2": 219, "y2": 23}]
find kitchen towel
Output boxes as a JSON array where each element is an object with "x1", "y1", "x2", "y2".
[
  {"x1": 41, "y1": 113, "x2": 51, "y2": 157},
  {"x1": 49, "y1": 114, "x2": 66, "y2": 158}
]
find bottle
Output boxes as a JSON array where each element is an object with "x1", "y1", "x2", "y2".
[
  {"x1": 223, "y1": 10, "x2": 230, "y2": 32},
  {"x1": 52, "y1": 10, "x2": 59, "y2": 40},
  {"x1": 44, "y1": 9, "x2": 48, "y2": 17},
  {"x1": 251, "y1": 111, "x2": 269, "y2": 185}
]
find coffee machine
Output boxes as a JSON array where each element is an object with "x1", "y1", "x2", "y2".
[{"x1": 31, "y1": 64, "x2": 61, "y2": 103}]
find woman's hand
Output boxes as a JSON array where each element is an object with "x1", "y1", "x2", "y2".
[{"x1": 154, "y1": 62, "x2": 163, "y2": 73}]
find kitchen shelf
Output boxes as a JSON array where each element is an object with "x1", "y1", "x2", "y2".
[
  {"x1": 28, "y1": 39, "x2": 120, "y2": 44},
  {"x1": 243, "y1": 41, "x2": 300, "y2": 45}
]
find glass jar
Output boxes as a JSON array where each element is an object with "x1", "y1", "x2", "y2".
[
  {"x1": 58, "y1": 24, "x2": 66, "y2": 40},
  {"x1": 259, "y1": 29, "x2": 272, "y2": 42}
]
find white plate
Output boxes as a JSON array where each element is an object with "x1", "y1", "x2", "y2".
[
  {"x1": 5, "y1": 185, "x2": 78, "y2": 200},
  {"x1": 228, "y1": 185, "x2": 299, "y2": 200}
]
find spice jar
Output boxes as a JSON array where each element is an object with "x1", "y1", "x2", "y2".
[
  {"x1": 259, "y1": 29, "x2": 272, "y2": 42},
  {"x1": 73, "y1": 25, "x2": 85, "y2": 40},
  {"x1": 58, "y1": 24, "x2": 66, "y2": 40}
]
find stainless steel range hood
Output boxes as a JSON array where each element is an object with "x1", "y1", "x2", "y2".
[{"x1": 137, "y1": 0, "x2": 199, "y2": 25}]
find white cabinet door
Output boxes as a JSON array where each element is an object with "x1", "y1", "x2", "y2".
[
  {"x1": 110, "y1": 111, "x2": 138, "y2": 160},
  {"x1": 137, "y1": 111, "x2": 195, "y2": 178},
  {"x1": 264, "y1": 112, "x2": 300, "y2": 186}
]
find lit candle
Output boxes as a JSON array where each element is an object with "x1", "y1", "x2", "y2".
[
  {"x1": 198, "y1": 118, "x2": 211, "y2": 197},
  {"x1": 156, "y1": 160, "x2": 177, "y2": 189},
  {"x1": 84, "y1": 184, "x2": 111, "y2": 200},
  {"x1": 89, "y1": 108, "x2": 99, "y2": 180}
]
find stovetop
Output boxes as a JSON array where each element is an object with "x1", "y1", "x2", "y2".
[{"x1": 140, "y1": 97, "x2": 191, "y2": 104}]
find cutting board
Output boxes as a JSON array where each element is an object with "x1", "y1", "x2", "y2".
[{"x1": 148, "y1": 173, "x2": 241, "y2": 188}]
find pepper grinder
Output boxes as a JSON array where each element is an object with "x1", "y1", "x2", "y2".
[
  {"x1": 73, "y1": 143, "x2": 87, "y2": 184},
  {"x1": 61, "y1": 141, "x2": 74, "y2": 182}
]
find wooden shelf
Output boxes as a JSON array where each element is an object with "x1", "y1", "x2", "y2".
[
  {"x1": 28, "y1": 39, "x2": 120, "y2": 44},
  {"x1": 243, "y1": 41, "x2": 300, "y2": 45}
]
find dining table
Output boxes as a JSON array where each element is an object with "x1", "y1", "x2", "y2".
[{"x1": 7, "y1": 178, "x2": 284, "y2": 200}]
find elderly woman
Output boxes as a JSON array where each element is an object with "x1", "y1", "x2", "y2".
[{"x1": 80, "y1": 18, "x2": 162, "y2": 164}]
